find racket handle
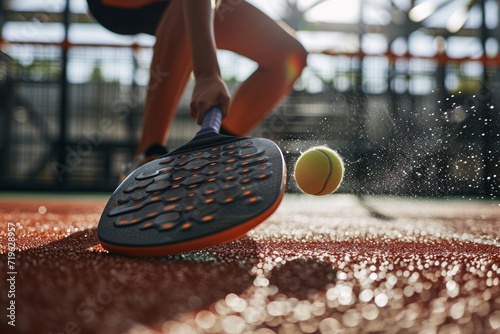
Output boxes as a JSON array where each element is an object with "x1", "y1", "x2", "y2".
[{"x1": 198, "y1": 106, "x2": 222, "y2": 135}]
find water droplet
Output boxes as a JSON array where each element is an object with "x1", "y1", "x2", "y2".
[
  {"x1": 359, "y1": 289, "x2": 374, "y2": 302},
  {"x1": 221, "y1": 315, "x2": 246, "y2": 334},
  {"x1": 374, "y1": 293, "x2": 388, "y2": 307},
  {"x1": 38, "y1": 206, "x2": 47, "y2": 214},
  {"x1": 490, "y1": 310, "x2": 500, "y2": 329},
  {"x1": 361, "y1": 304, "x2": 379, "y2": 320},
  {"x1": 195, "y1": 310, "x2": 216, "y2": 329}
]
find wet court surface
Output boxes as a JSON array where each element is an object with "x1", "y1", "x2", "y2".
[{"x1": 0, "y1": 194, "x2": 499, "y2": 334}]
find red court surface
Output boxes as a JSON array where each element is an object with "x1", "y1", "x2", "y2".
[{"x1": 0, "y1": 193, "x2": 499, "y2": 334}]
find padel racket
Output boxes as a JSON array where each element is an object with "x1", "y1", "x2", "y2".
[{"x1": 98, "y1": 106, "x2": 286, "y2": 257}]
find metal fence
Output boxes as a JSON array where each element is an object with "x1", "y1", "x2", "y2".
[
  {"x1": 1, "y1": 0, "x2": 499, "y2": 197},
  {"x1": 1, "y1": 43, "x2": 499, "y2": 197}
]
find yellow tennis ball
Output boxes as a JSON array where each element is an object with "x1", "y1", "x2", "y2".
[{"x1": 294, "y1": 146, "x2": 344, "y2": 195}]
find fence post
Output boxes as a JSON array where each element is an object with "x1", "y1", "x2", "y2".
[{"x1": 56, "y1": 0, "x2": 71, "y2": 187}]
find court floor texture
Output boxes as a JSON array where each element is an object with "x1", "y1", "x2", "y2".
[{"x1": 0, "y1": 193, "x2": 499, "y2": 334}]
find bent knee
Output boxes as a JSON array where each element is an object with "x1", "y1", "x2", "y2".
[
  {"x1": 259, "y1": 39, "x2": 307, "y2": 82},
  {"x1": 281, "y1": 41, "x2": 308, "y2": 83}
]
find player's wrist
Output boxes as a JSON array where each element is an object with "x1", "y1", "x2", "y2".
[{"x1": 193, "y1": 64, "x2": 222, "y2": 82}]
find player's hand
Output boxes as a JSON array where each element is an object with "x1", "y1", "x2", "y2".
[{"x1": 190, "y1": 74, "x2": 230, "y2": 125}]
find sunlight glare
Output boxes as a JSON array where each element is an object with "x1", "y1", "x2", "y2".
[
  {"x1": 409, "y1": 1, "x2": 437, "y2": 22},
  {"x1": 304, "y1": 0, "x2": 360, "y2": 23}
]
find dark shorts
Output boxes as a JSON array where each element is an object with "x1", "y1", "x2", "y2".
[{"x1": 86, "y1": 0, "x2": 171, "y2": 35}]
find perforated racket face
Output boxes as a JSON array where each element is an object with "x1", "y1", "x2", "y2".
[{"x1": 98, "y1": 136, "x2": 285, "y2": 257}]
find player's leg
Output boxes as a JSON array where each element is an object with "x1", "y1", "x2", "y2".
[
  {"x1": 88, "y1": 0, "x2": 191, "y2": 180},
  {"x1": 135, "y1": 0, "x2": 192, "y2": 156},
  {"x1": 214, "y1": 1, "x2": 308, "y2": 136}
]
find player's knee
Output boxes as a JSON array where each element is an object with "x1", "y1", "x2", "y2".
[
  {"x1": 293, "y1": 42, "x2": 308, "y2": 74},
  {"x1": 257, "y1": 39, "x2": 307, "y2": 82},
  {"x1": 284, "y1": 42, "x2": 308, "y2": 82}
]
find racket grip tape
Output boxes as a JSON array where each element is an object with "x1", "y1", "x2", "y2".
[{"x1": 198, "y1": 106, "x2": 222, "y2": 135}]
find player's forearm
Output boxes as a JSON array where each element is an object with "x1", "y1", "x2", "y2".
[{"x1": 182, "y1": 0, "x2": 221, "y2": 79}]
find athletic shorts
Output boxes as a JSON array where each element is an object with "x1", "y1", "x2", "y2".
[{"x1": 86, "y1": 0, "x2": 171, "y2": 35}]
